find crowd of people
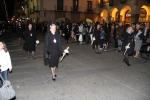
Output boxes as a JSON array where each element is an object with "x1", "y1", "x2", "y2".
[
  {"x1": 54, "y1": 21, "x2": 150, "y2": 66},
  {"x1": 0, "y1": 20, "x2": 150, "y2": 84}
]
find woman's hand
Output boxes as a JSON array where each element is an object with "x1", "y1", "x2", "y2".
[
  {"x1": 62, "y1": 52, "x2": 66, "y2": 56},
  {"x1": 9, "y1": 68, "x2": 12, "y2": 72}
]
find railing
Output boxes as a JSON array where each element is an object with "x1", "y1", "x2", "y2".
[
  {"x1": 71, "y1": 6, "x2": 81, "y2": 12},
  {"x1": 54, "y1": 5, "x2": 67, "y2": 11},
  {"x1": 86, "y1": 9, "x2": 93, "y2": 13}
]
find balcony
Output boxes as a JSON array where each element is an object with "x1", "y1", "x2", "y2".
[
  {"x1": 54, "y1": 5, "x2": 67, "y2": 11},
  {"x1": 71, "y1": 6, "x2": 81, "y2": 12},
  {"x1": 33, "y1": 5, "x2": 40, "y2": 12},
  {"x1": 86, "y1": 9, "x2": 93, "y2": 13}
]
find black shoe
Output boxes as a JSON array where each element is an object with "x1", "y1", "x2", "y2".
[
  {"x1": 123, "y1": 59, "x2": 126, "y2": 62},
  {"x1": 52, "y1": 76, "x2": 56, "y2": 81},
  {"x1": 95, "y1": 52, "x2": 97, "y2": 53},
  {"x1": 125, "y1": 62, "x2": 130, "y2": 66},
  {"x1": 98, "y1": 52, "x2": 101, "y2": 54}
]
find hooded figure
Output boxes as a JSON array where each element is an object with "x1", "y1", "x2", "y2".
[{"x1": 44, "y1": 21, "x2": 64, "y2": 81}]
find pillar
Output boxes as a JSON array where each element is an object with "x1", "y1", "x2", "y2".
[{"x1": 131, "y1": 14, "x2": 140, "y2": 23}]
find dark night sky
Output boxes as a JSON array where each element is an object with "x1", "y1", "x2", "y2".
[{"x1": 0, "y1": 0, "x2": 15, "y2": 21}]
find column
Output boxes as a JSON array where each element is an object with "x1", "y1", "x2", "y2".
[
  {"x1": 117, "y1": 15, "x2": 120, "y2": 23},
  {"x1": 131, "y1": 14, "x2": 140, "y2": 23}
]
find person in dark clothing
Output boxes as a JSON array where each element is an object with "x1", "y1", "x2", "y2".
[
  {"x1": 17, "y1": 21, "x2": 24, "y2": 45},
  {"x1": 12, "y1": 22, "x2": 16, "y2": 33},
  {"x1": 43, "y1": 22, "x2": 47, "y2": 35},
  {"x1": 104, "y1": 23, "x2": 110, "y2": 48},
  {"x1": 73, "y1": 25, "x2": 79, "y2": 42},
  {"x1": 64, "y1": 24, "x2": 70, "y2": 44},
  {"x1": 44, "y1": 21, "x2": 65, "y2": 81},
  {"x1": 93, "y1": 23, "x2": 101, "y2": 54},
  {"x1": 114, "y1": 24, "x2": 118, "y2": 50},
  {"x1": 116, "y1": 22, "x2": 124, "y2": 51},
  {"x1": 24, "y1": 22, "x2": 37, "y2": 59},
  {"x1": 122, "y1": 26, "x2": 134, "y2": 66}
]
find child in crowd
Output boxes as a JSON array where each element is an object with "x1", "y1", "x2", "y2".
[{"x1": 0, "y1": 41, "x2": 12, "y2": 87}]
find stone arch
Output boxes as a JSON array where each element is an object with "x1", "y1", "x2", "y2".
[
  {"x1": 110, "y1": 7, "x2": 119, "y2": 22},
  {"x1": 120, "y1": 5, "x2": 132, "y2": 24},
  {"x1": 139, "y1": 5, "x2": 150, "y2": 22},
  {"x1": 100, "y1": 9, "x2": 108, "y2": 24}
]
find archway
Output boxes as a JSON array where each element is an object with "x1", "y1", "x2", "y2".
[
  {"x1": 139, "y1": 5, "x2": 150, "y2": 23},
  {"x1": 110, "y1": 7, "x2": 118, "y2": 22},
  {"x1": 120, "y1": 5, "x2": 132, "y2": 24},
  {"x1": 100, "y1": 9, "x2": 108, "y2": 24}
]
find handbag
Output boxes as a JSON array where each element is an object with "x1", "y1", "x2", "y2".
[
  {"x1": 0, "y1": 75, "x2": 16, "y2": 100},
  {"x1": 78, "y1": 34, "x2": 83, "y2": 41}
]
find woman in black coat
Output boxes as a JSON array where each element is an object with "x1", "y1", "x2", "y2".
[
  {"x1": 24, "y1": 22, "x2": 37, "y2": 59},
  {"x1": 17, "y1": 21, "x2": 24, "y2": 45},
  {"x1": 64, "y1": 24, "x2": 70, "y2": 44},
  {"x1": 93, "y1": 23, "x2": 101, "y2": 54},
  {"x1": 122, "y1": 26, "x2": 134, "y2": 66},
  {"x1": 44, "y1": 21, "x2": 65, "y2": 81}
]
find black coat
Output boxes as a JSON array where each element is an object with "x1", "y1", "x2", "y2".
[
  {"x1": 122, "y1": 32, "x2": 134, "y2": 55},
  {"x1": 44, "y1": 30, "x2": 64, "y2": 66},
  {"x1": 24, "y1": 29, "x2": 37, "y2": 51},
  {"x1": 65, "y1": 28, "x2": 70, "y2": 40},
  {"x1": 17, "y1": 25, "x2": 24, "y2": 38}
]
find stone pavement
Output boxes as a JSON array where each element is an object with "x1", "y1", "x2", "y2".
[{"x1": 1, "y1": 33, "x2": 150, "y2": 100}]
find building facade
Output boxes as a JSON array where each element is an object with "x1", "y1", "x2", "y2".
[
  {"x1": 24, "y1": 0, "x2": 100, "y2": 23},
  {"x1": 99, "y1": 0, "x2": 150, "y2": 24},
  {"x1": 24, "y1": 0, "x2": 150, "y2": 24}
]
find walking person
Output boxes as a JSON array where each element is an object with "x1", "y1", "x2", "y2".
[
  {"x1": 89, "y1": 23, "x2": 95, "y2": 45},
  {"x1": 0, "y1": 41, "x2": 12, "y2": 87},
  {"x1": 17, "y1": 21, "x2": 24, "y2": 45},
  {"x1": 116, "y1": 22, "x2": 124, "y2": 52},
  {"x1": 64, "y1": 24, "x2": 70, "y2": 44},
  {"x1": 93, "y1": 23, "x2": 101, "y2": 54},
  {"x1": 134, "y1": 28, "x2": 145, "y2": 58},
  {"x1": 44, "y1": 21, "x2": 65, "y2": 81},
  {"x1": 122, "y1": 26, "x2": 134, "y2": 66},
  {"x1": 24, "y1": 22, "x2": 37, "y2": 59}
]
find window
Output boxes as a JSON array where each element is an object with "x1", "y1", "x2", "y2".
[
  {"x1": 57, "y1": 0, "x2": 63, "y2": 10},
  {"x1": 73, "y1": 0, "x2": 79, "y2": 11},
  {"x1": 87, "y1": 1, "x2": 92, "y2": 12}
]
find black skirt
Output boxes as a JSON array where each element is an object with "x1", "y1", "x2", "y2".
[{"x1": 48, "y1": 54, "x2": 59, "y2": 68}]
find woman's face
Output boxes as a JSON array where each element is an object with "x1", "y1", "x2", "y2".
[
  {"x1": 18, "y1": 22, "x2": 21, "y2": 25},
  {"x1": 50, "y1": 24, "x2": 56, "y2": 34},
  {"x1": 0, "y1": 42, "x2": 4, "y2": 50},
  {"x1": 28, "y1": 24, "x2": 32, "y2": 29},
  {"x1": 128, "y1": 27, "x2": 132, "y2": 34},
  {"x1": 97, "y1": 24, "x2": 100, "y2": 29},
  {"x1": 67, "y1": 25, "x2": 69, "y2": 28}
]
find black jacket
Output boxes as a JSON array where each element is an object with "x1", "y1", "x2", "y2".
[{"x1": 44, "y1": 30, "x2": 64, "y2": 65}]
